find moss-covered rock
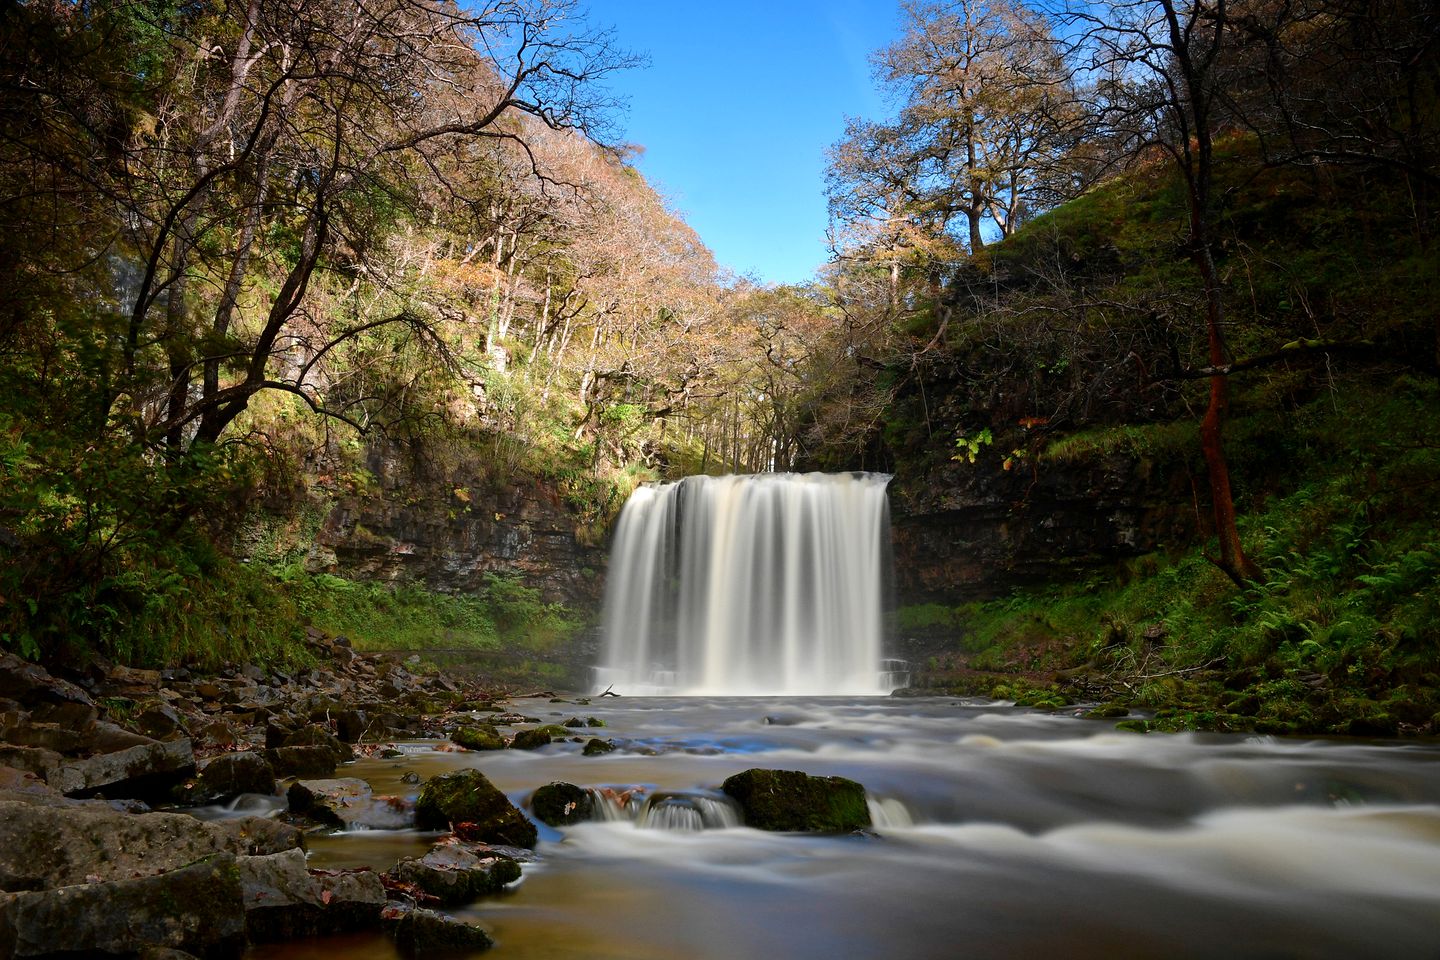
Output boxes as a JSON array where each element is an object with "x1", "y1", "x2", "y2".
[
  {"x1": 1085, "y1": 703, "x2": 1130, "y2": 719},
  {"x1": 413, "y1": 770, "x2": 536, "y2": 848},
  {"x1": 582, "y1": 738, "x2": 615, "y2": 756},
  {"x1": 720, "y1": 768, "x2": 871, "y2": 833},
  {"x1": 383, "y1": 903, "x2": 494, "y2": 956},
  {"x1": 452, "y1": 726, "x2": 505, "y2": 751},
  {"x1": 530, "y1": 782, "x2": 594, "y2": 826},
  {"x1": 385, "y1": 843, "x2": 520, "y2": 906},
  {"x1": 509, "y1": 728, "x2": 552, "y2": 751}
]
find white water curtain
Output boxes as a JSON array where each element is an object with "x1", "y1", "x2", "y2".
[{"x1": 594, "y1": 472, "x2": 894, "y2": 696}]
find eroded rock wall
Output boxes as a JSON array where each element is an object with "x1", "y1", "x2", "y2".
[
  {"x1": 889, "y1": 453, "x2": 1193, "y2": 604},
  {"x1": 252, "y1": 443, "x2": 606, "y2": 608}
]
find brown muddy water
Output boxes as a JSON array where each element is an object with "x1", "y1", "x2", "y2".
[{"x1": 232, "y1": 696, "x2": 1440, "y2": 959}]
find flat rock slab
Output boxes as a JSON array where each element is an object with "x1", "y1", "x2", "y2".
[
  {"x1": 386, "y1": 841, "x2": 521, "y2": 906},
  {"x1": 48, "y1": 737, "x2": 195, "y2": 799},
  {"x1": 0, "y1": 853, "x2": 246, "y2": 959},
  {"x1": 287, "y1": 778, "x2": 412, "y2": 830},
  {"x1": 0, "y1": 799, "x2": 300, "y2": 892},
  {"x1": 239, "y1": 848, "x2": 385, "y2": 942}
]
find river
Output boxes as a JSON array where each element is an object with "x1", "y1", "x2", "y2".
[{"x1": 246, "y1": 695, "x2": 1440, "y2": 960}]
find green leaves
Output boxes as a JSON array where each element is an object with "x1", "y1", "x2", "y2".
[{"x1": 951, "y1": 427, "x2": 993, "y2": 464}]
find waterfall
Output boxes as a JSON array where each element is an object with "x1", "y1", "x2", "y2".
[{"x1": 593, "y1": 472, "x2": 897, "y2": 696}]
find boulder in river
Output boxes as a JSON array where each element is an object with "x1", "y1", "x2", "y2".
[
  {"x1": 385, "y1": 842, "x2": 521, "y2": 906},
  {"x1": 414, "y1": 770, "x2": 537, "y2": 848},
  {"x1": 382, "y1": 903, "x2": 494, "y2": 956},
  {"x1": 721, "y1": 768, "x2": 872, "y2": 833},
  {"x1": 180, "y1": 750, "x2": 276, "y2": 804},
  {"x1": 509, "y1": 728, "x2": 552, "y2": 750},
  {"x1": 582, "y1": 738, "x2": 615, "y2": 756},
  {"x1": 530, "y1": 781, "x2": 594, "y2": 826},
  {"x1": 452, "y1": 725, "x2": 505, "y2": 751},
  {"x1": 287, "y1": 777, "x2": 412, "y2": 831}
]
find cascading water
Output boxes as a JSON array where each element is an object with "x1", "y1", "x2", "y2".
[{"x1": 593, "y1": 471, "x2": 897, "y2": 695}]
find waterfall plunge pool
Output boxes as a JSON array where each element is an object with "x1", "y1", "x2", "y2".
[{"x1": 247, "y1": 695, "x2": 1440, "y2": 960}]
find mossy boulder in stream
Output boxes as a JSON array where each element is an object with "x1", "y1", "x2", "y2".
[
  {"x1": 451, "y1": 725, "x2": 505, "y2": 751},
  {"x1": 386, "y1": 842, "x2": 521, "y2": 906},
  {"x1": 414, "y1": 770, "x2": 537, "y2": 848},
  {"x1": 721, "y1": 768, "x2": 871, "y2": 833},
  {"x1": 530, "y1": 781, "x2": 594, "y2": 826}
]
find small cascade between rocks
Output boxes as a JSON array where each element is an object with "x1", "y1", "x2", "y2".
[{"x1": 593, "y1": 472, "x2": 898, "y2": 696}]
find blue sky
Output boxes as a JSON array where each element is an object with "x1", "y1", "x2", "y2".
[{"x1": 596, "y1": 1, "x2": 902, "y2": 287}]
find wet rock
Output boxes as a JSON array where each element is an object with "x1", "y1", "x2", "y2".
[
  {"x1": 530, "y1": 782, "x2": 593, "y2": 826},
  {"x1": 265, "y1": 745, "x2": 338, "y2": 779},
  {"x1": 287, "y1": 778, "x2": 412, "y2": 831},
  {"x1": 238, "y1": 847, "x2": 385, "y2": 942},
  {"x1": 509, "y1": 728, "x2": 552, "y2": 750},
  {"x1": 721, "y1": 768, "x2": 871, "y2": 833},
  {"x1": 382, "y1": 903, "x2": 494, "y2": 956},
  {"x1": 190, "y1": 751, "x2": 276, "y2": 802},
  {"x1": 48, "y1": 737, "x2": 195, "y2": 800},
  {"x1": 209, "y1": 816, "x2": 305, "y2": 857},
  {"x1": 451, "y1": 725, "x2": 505, "y2": 751},
  {"x1": 0, "y1": 853, "x2": 246, "y2": 959},
  {"x1": 0, "y1": 799, "x2": 300, "y2": 891},
  {"x1": 561, "y1": 716, "x2": 585, "y2": 728},
  {"x1": 585, "y1": 717, "x2": 606, "y2": 727},
  {"x1": 385, "y1": 842, "x2": 521, "y2": 906},
  {"x1": 582, "y1": 738, "x2": 615, "y2": 756},
  {"x1": 414, "y1": 770, "x2": 537, "y2": 848}
]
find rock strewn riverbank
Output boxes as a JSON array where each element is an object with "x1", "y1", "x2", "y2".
[{"x1": 0, "y1": 638, "x2": 571, "y2": 959}]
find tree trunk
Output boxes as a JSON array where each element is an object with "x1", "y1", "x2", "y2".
[{"x1": 1194, "y1": 239, "x2": 1262, "y2": 586}]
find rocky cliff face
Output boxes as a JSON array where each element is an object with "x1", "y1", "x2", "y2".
[
  {"x1": 889, "y1": 453, "x2": 1193, "y2": 604},
  {"x1": 293, "y1": 445, "x2": 606, "y2": 608}
]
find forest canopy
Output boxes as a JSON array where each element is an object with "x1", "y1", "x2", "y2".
[{"x1": 1, "y1": 0, "x2": 1437, "y2": 663}]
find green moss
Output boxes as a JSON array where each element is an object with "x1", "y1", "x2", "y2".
[
  {"x1": 721, "y1": 768, "x2": 871, "y2": 833},
  {"x1": 451, "y1": 726, "x2": 505, "y2": 751},
  {"x1": 414, "y1": 770, "x2": 537, "y2": 847}
]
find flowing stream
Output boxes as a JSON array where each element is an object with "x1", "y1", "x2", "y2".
[
  {"x1": 593, "y1": 473, "x2": 895, "y2": 696},
  {"x1": 247, "y1": 697, "x2": 1440, "y2": 960}
]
